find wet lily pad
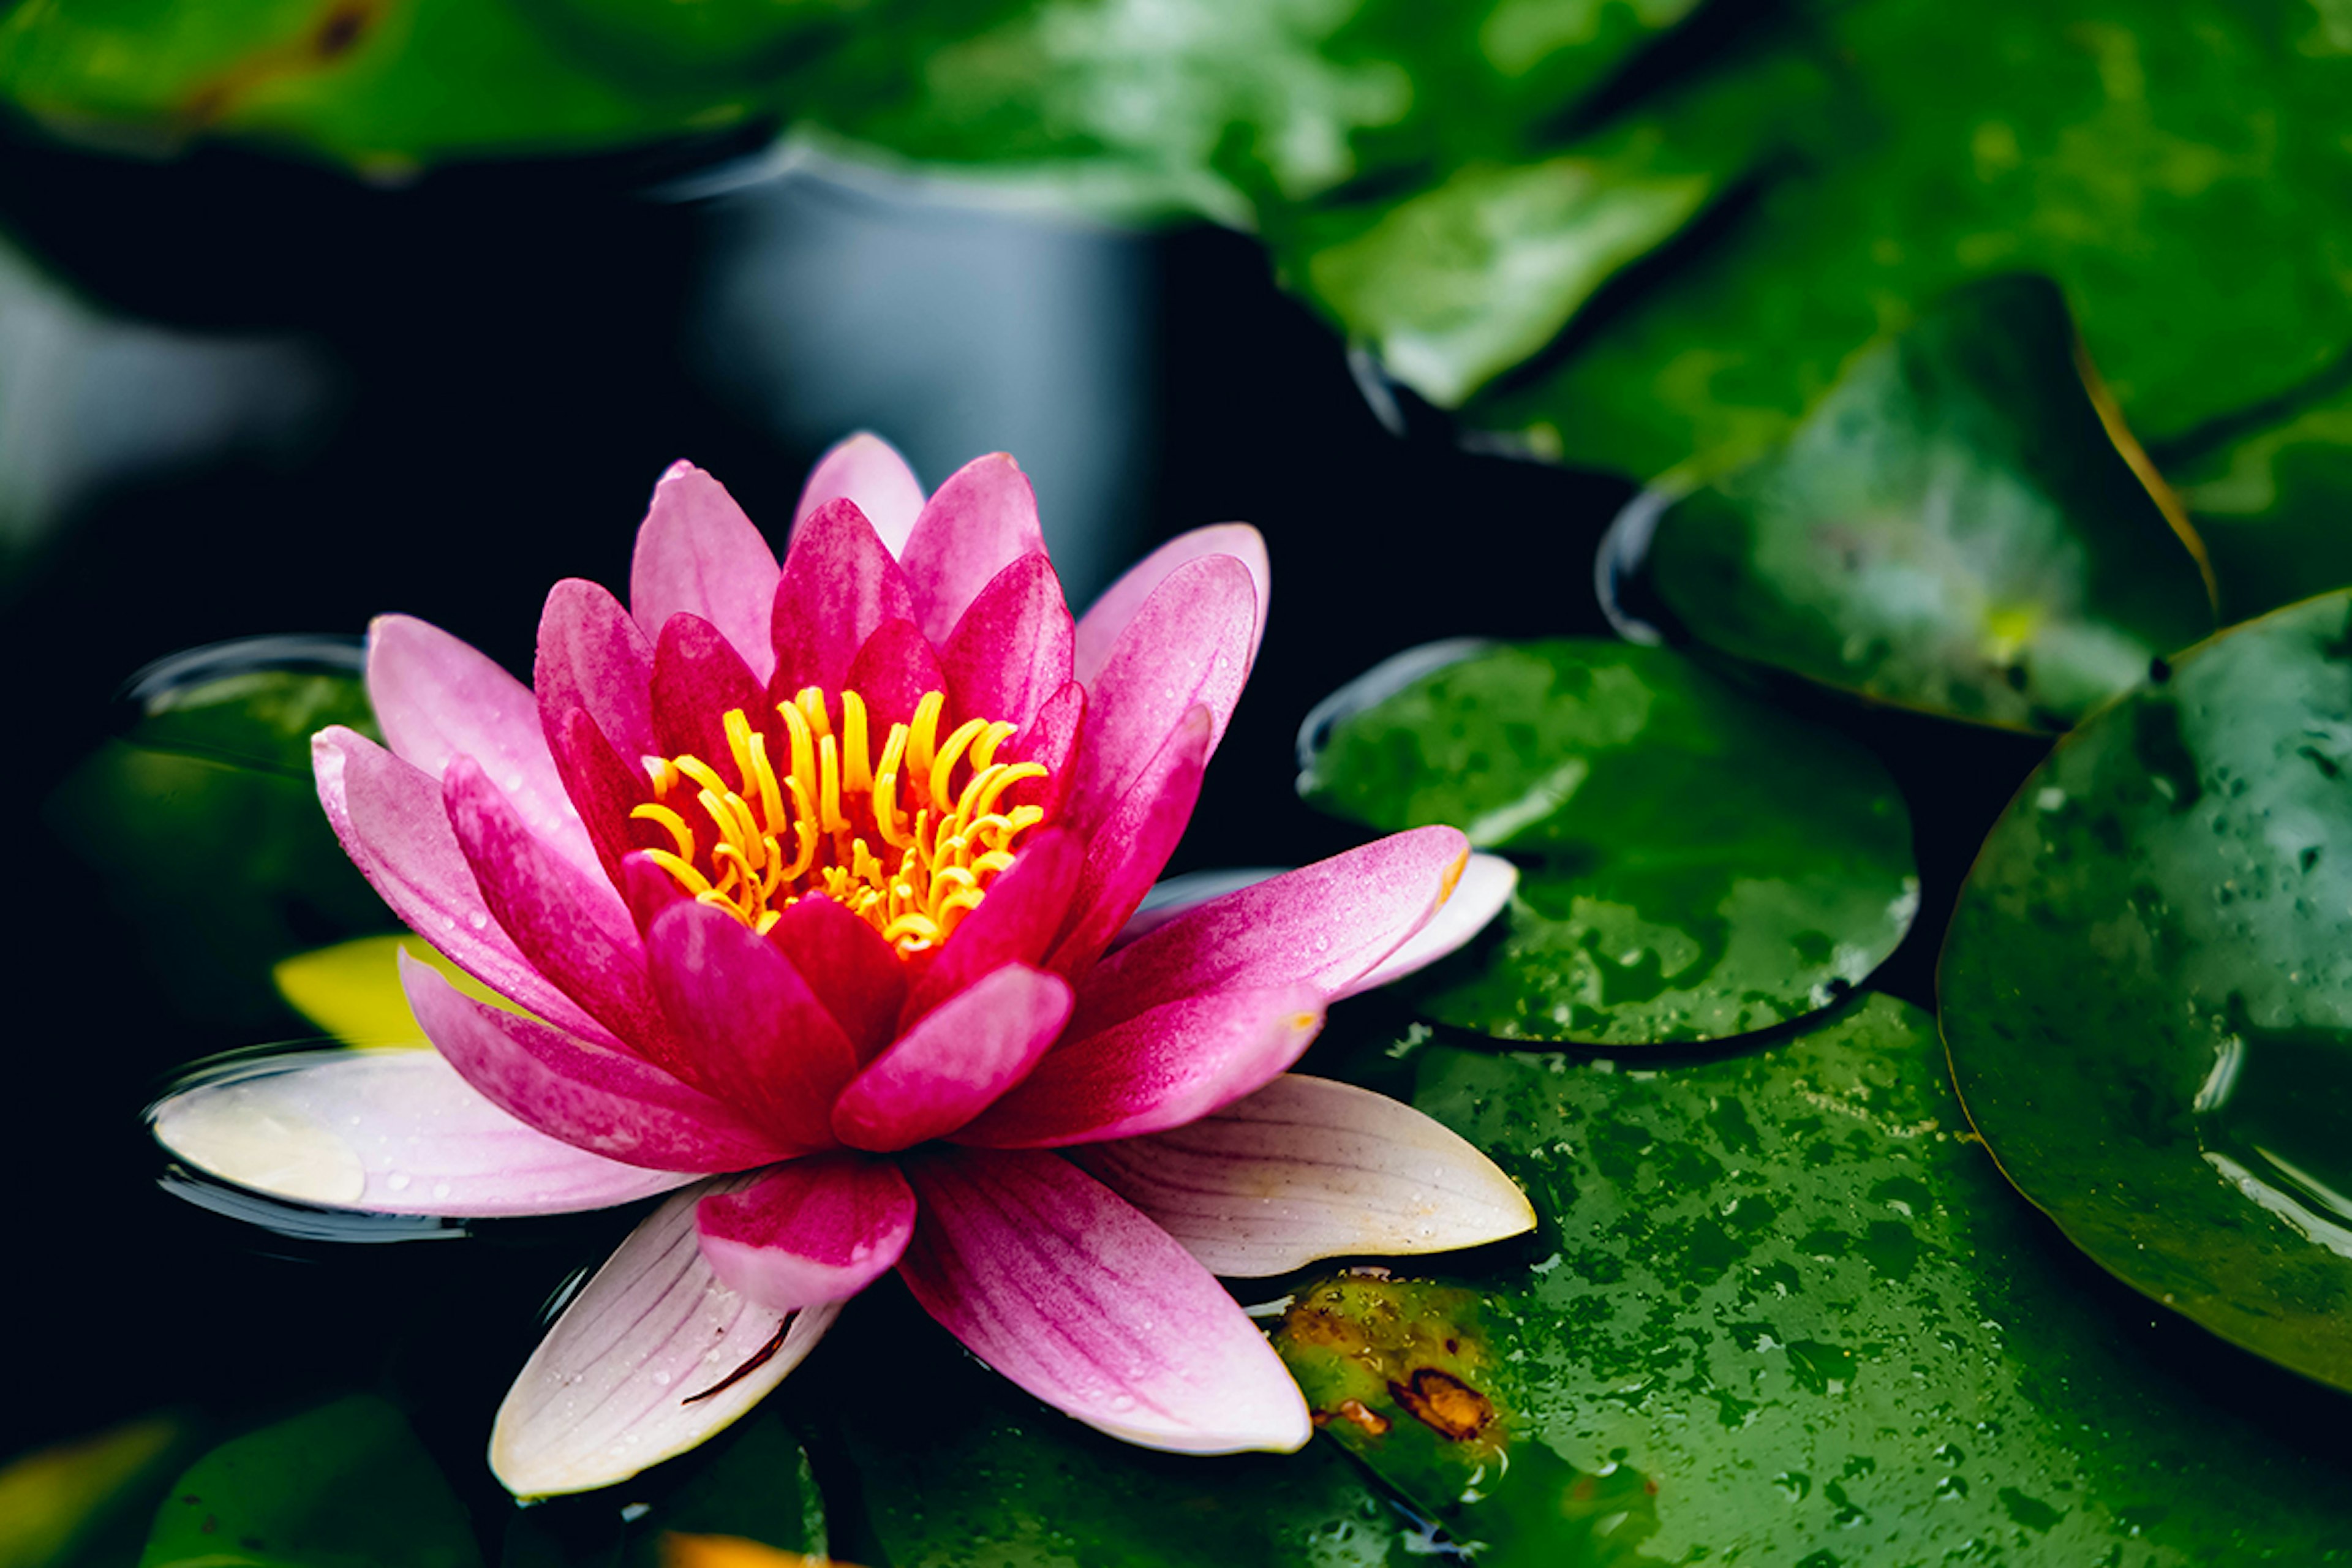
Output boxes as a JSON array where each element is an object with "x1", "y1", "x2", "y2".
[
  {"x1": 1642, "y1": 275, "x2": 2216, "y2": 731},
  {"x1": 1941, "y1": 587, "x2": 2352, "y2": 1392},
  {"x1": 1298, "y1": 639, "x2": 1915, "y2": 1045},
  {"x1": 141, "y1": 1395, "x2": 480, "y2": 1568},
  {"x1": 2164, "y1": 374, "x2": 2352, "y2": 624},
  {"x1": 1347, "y1": 995, "x2": 2352, "y2": 1563}
]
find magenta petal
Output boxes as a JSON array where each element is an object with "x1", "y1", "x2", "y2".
[
  {"x1": 897, "y1": 1149, "x2": 1309, "y2": 1453},
  {"x1": 368, "y1": 614, "x2": 598, "y2": 876},
  {"x1": 840, "y1": 617, "x2": 948, "y2": 731},
  {"x1": 793, "y1": 432, "x2": 926, "y2": 557},
  {"x1": 1073, "y1": 826, "x2": 1473, "y2": 1035},
  {"x1": 651, "y1": 612, "x2": 767, "y2": 769},
  {"x1": 1046, "y1": 707, "x2": 1211, "y2": 981},
  {"x1": 904, "y1": 829, "x2": 1083, "y2": 1023},
  {"x1": 492, "y1": 1180, "x2": 842, "y2": 1497},
  {"x1": 1336, "y1": 851, "x2": 1517, "y2": 1000},
  {"x1": 314, "y1": 726, "x2": 606, "y2": 1040},
  {"x1": 764, "y1": 895, "x2": 907, "y2": 1059},
  {"x1": 630, "y1": 461, "x2": 782, "y2": 684},
  {"x1": 645, "y1": 902, "x2": 861, "y2": 1152},
  {"x1": 834, "y1": 965, "x2": 1073, "y2": 1152},
  {"x1": 1074, "y1": 523, "x2": 1268, "y2": 689},
  {"x1": 897, "y1": 453, "x2": 1046, "y2": 648},
  {"x1": 535, "y1": 579, "x2": 658, "y2": 763},
  {"x1": 152, "y1": 1049, "x2": 694, "y2": 1216},
  {"x1": 942, "y1": 553, "x2": 1075, "y2": 731},
  {"x1": 403, "y1": 954, "x2": 791, "y2": 1172},
  {"x1": 1006, "y1": 678, "x2": 1085, "y2": 820},
  {"x1": 771, "y1": 497, "x2": 919, "y2": 697},
  {"x1": 954, "y1": 984, "x2": 1324, "y2": 1149},
  {"x1": 547, "y1": 707, "x2": 650, "y2": 889},
  {"x1": 1068, "y1": 554, "x2": 1255, "y2": 824},
  {"x1": 695, "y1": 1154, "x2": 916, "y2": 1310},
  {"x1": 443, "y1": 755, "x2": 679, "y2": 1062},
  {"x1": 1071, "y1": 1074, "x2": 1536, "y2": 1277}
]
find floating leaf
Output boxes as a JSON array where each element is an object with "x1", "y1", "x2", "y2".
[
  {"x1": 1640, "y1": 274, "x2": 2215, "y2": 731},
  {"x1": 1299, "y1": 639, "x2": 1915, "y2": 1044},
  {"x1": 141, "y1": 1395, "x2": 480, "y2": 1568},
  {"x1": 2165, "y1": 373, "x2": 2352, "y2": 622},
  {"x1": 1377, "y1": 994, "x2": 2352, "y2": 1562},
  {"x1": 274, "y1": 934, "x2": 523, "y2": 1047},
  {"x1": 0, "y1": 1417, "x2": 183, "y2": 1568},
  {"x1": 1942, "y1": 587, "x2": 2352, "y2": 1392}
]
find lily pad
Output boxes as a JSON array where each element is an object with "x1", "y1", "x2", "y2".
[
  {"x1": 1941, "y1": 587, "x2": 2352, "y2": 1392},
  {"x1": 2164, "y1": 374, "x2": 2352, "y2": 623},
  {"x1": 0, "y1": 1416, "x2": 185, "y2": 1568},
  {"x1": 141, "y1": 1395, "x2": 480, "y2": 1568},
  {"x1": 1642, "y1": 274, "x2": 2217, "y2": 731},
  {"x1": 1298, "y1": 638, "x2": 1915, "y2": 1044},
  {"x1": 1343, "y1": 995, "x2": 2352, "y2": 1563}
]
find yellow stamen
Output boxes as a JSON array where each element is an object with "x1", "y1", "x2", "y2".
[{"x1": 905, "y1": 692, "x2": 946, "y2": 805}]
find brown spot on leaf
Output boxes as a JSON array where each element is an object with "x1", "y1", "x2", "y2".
[
  {"x1": 1323, "y1": 1398, "x2": 1390, "y2": 1436},
  {"x1": 1388, "y1": 1368, "x2": 1494, "y2": 1442},
  {"x1": 314, "y1": 4, "x2": 372, "y2": 57},
  {"x1": 178, "y1": 0, "x2": 396, "y2": 124}
]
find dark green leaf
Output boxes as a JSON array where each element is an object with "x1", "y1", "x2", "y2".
[
  {"x1": 1365, "y1": 994, "x2": 2352, "y2": 1562},
  {"x1": 1941, "y1": 586, "x2": 2352, "y2": 1393},
  {"x1": 0, "y1": 1417, "x2": 186, "y2": 1568},
  {"x1": 1300, "y1": 639, "x2": 1915, "y2": 1044},
  {"x1": 2165, "y1": 372, "x2": 2352, "y2": 622},
  {"x1": 1642, "y1": 274, "x2": 2215, "y2": 730},
  {"x1": 141, "y1": 1396, "x2": 480, "y2": 1568}
]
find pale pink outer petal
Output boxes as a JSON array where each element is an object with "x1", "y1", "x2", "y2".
[
  {"x1": 695, "y1": 1155, "x2": 917, "y2": 1310},
  {"x1": 492, "y1": 1178, "x2": 843, "y2": 1498},
  {"x1": 832, "y1": 965, "x2": 1073, "y2": 1152},
  {"x1": 402, "y1": 955, "x2": 793, "y2": 1174},
  {"x1": 151, "y1": 1050, "x2": 693, "y2": 1217},
  {"x1": 1071, "y1": 826, "x2": 1471, "y2": 1035},
  {"x1": 1074, "y1": 524, "x2": 1268, "y2": 688},
  {"x1": 630, "y1": 461, "x2": 782, "y2": 684},
  {"x1": 954, "y1": 986, "x2": 1325, "y2": 1150},
  {"x1": 1333, "y1": 852, "x2": 1517, "y2": 1000},
  {"x1": 793, "y1": 432, "x2": 926, "y2": 557},
  {"x1": 1069, "y1": 1074, "x2": 1536, "y2": 1278},
  {"x1": 313, "y1": 726, "x2": 608, "y2": 1041},
  {"x1": 897, "y1": 1149, "x2": 1310, "y2": 1454},
  {"x1": 896, "y1": 453, "x2": 1046, "y2": 647},
  {"x1": 1069, "y1": 554, "x2": 1256, "y2": 820},
  {"x1": 366, "y1": 614, "x2": 598, "y2": 876}
]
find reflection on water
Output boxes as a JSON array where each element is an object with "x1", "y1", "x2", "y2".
[{"x1": 2194, "y1": 1007, "x2": 2352, "y2": 1255}]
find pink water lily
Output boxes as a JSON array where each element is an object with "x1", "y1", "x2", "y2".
[{"x1": 153, "y1": 437, "x2": 1531, "y2": 1496}]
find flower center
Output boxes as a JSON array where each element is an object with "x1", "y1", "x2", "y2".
[{"x1": 630, "y1": 687, "x2": 1047, "y2": 955}]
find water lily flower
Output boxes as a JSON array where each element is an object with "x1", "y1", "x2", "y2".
[{"x1": 154, "y1": 437, "x2": 1531, "y2": 1496}]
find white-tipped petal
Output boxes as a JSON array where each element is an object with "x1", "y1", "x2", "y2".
[
  {"x1": 151, "y1": 1050, "x2": 694, "y2": 1216},
  {"x1": 1072, "y1": 1074, "x2": 1536, "y2": 1278},
  {"x1": 1333, "y1": 852, "x2": 1517, "y2": 999},
  {"x1": 491, "y1": 1180, "x2": 840, "y2": 1498}
]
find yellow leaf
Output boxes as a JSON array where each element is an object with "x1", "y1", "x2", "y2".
[{"x1": 272, "y1": 934, "x2": 518, "y2": 1047}]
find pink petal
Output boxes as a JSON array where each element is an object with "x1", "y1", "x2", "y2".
[
  {"x1": 1006, "y1": 678, "x2": 1085, "y2": 820},
  {"x1": 546, "y1": 707, "x2": 651, "y2": 891},
  {"x1": 1335, "y1": 851, "x2": 1517, "y2": 1000},
  {"x1": 650, "y1": 612, "x2": 767, "y2": 772},
  {"x1": 1071, "y1": 1074, "x2": 1536, "y2": 1277},
  {"x1": 902, "y1": 829, "x2": 1083, "y2": 1025},
  {"x1": 367, "y1": 614, "x2": 598, "y2": 876},
  {"x1": 152, "y1": 1049, "x2": 693, "y2": 1216},
  {"x1": 535, "y1": 579, "x2": 658, "y2": 764},
  {"x1": 1113, "y1": 867, "x2": 1283, "y2": 948},
  {"x1": 645, "y1": 902, "x2": 861, "y2": 1153},
  {"x1": 492, "y1": 1179, "x2": 842, "y2": 1498},
  {"x1": 403, "y1": 954, "x2": 791, "y2": 1172},
  {"x1": 897, "y1": 453, "x2": 1046, "y2": 648},
  {"x1": 771, "y1": 497, "x2": 919, "y2": 698},
  {"x1": 834, "y1": 965, "x2": 1073, "y2": 1152},
  {"x1": 1045, "y1": 707, "x2": 1211, "y2": 981},
  {"x1": 1072, "y1": 826, "x2": 1471, "y2": 1034},
  {"x1": 444, "y1": 755, "x2": 677, "y2": 1060},
  {"x1": 897, "y1": 1149, "x2": 1308, "y2": 1453},
  {"x1": 793, "y1": 432, "x2": 926, "y2": 557},
  {"x1": 953, "y1": 984, "x2": 1324, "y2": 1149},
  {"x1": 695, "y1": 1154, "x2": 916, "y2": 1310},
  {"x1": 630, "y1": 461, "x2": 782, "y2": 685},
  {"x1": 840, "y1": 617, "x2": 947, "y2": 731},
  {"x1": 314, "y1": 726, "x2": 606, "y2": 1041},
  {"x1": 942, "y1": 553, "x2": 1075, "y2": 731},
  {"x1": 1068, "y1": 554, "x2": 1255, "y2": 826},
  {"x1": 764, "y1": 894, "x2": 908, "y2": 1059},
  {"x1": 1074, "y1": 523, "x2": 1268, "y2": 688}
]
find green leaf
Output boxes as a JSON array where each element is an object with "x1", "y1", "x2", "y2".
[
  {"x1": 2163, "y1": 371, "x2": 2352, "y2": 622},
  {"x1": 141, "y1": 1396, "x2": 481, "y2": 1568},
  {"x1": 1299, "y1": 638, "x2": 1915, "y2": 1044},
  {"x1": 0, "y1": 1417, "x2": 183, "y2": 1568},
  {"x1": 1941, "y1": 587, "x2": 2352, "y2": 1394},
  {"x1": 1640, "y1": 274, "x2": 2217, "y2": 731},
  {"x1": 1366, "y1": 994, "x2": 2352, "y2": 1562},
  {"x1": 1470, "y1": 0, "x2": 2352, "y2": 484}
]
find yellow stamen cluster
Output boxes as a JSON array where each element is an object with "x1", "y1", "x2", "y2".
[{"x1": 630, "y1": 687, "x2": 1047, "y2": 954}]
